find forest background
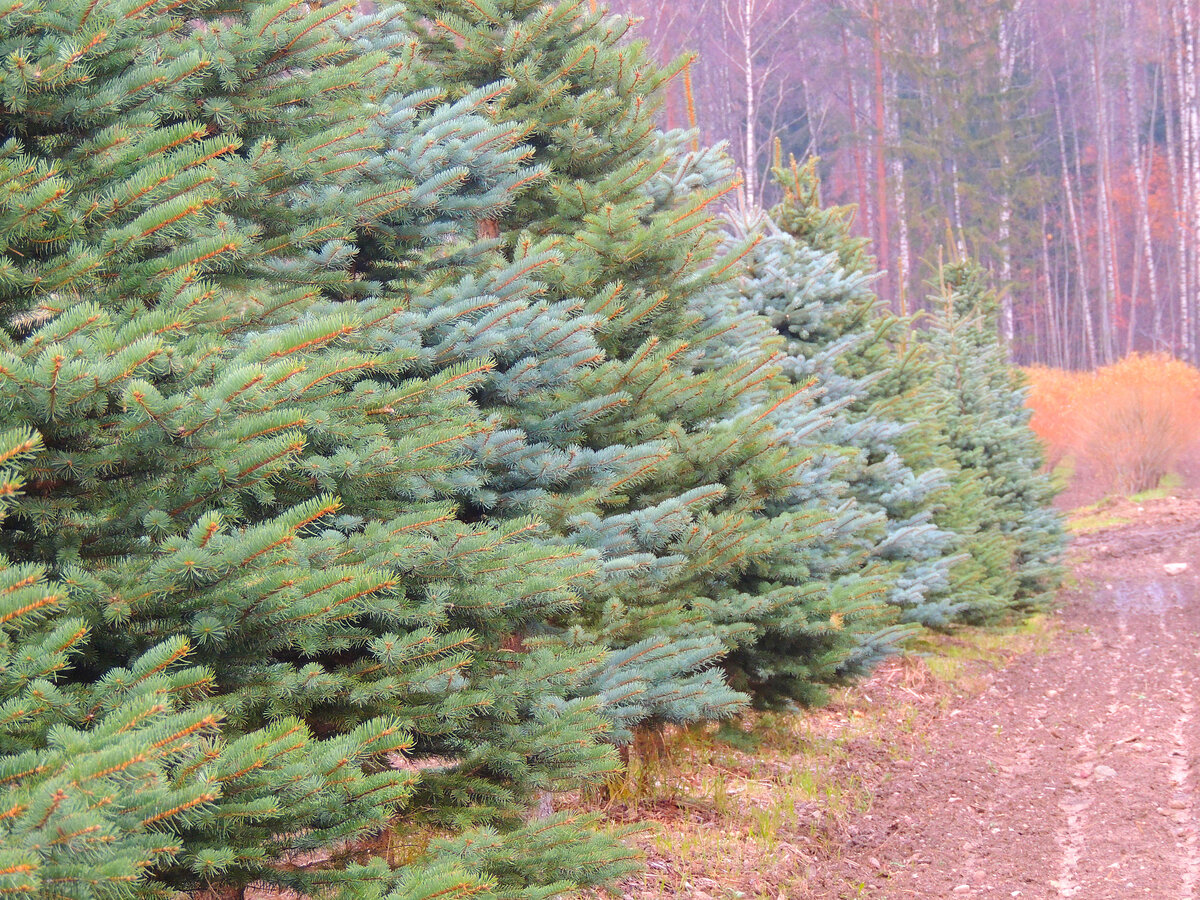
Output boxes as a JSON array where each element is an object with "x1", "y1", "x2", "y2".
[{"x1": 613, "y1": 0, "x2": 1197, "y2": 370}]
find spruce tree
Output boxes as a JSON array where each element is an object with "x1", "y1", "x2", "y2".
[
  {"x1": 923, "y1": 259, "x2": 1065, "y2": 617},
  {"x1": 0, "y1": 1, "x2": 628, "y2": 896},
  {"x1": 0, "y1": 428, "x2": 230, "y2": 900},
  {"x1": 684, "y1": 283, "x2": 904, "y2": 704},
  {"x1": 394, "y1": 0, "x2": 898, "y2": 716},
  {"x1": 730, "y1": 159, "x2": 966, "y2": 627}
]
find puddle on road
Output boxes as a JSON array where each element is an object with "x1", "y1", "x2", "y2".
[{"x1": 1104, "y1": 579, "x2": 1187, "y2": 614}]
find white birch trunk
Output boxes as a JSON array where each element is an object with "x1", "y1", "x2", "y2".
[
  {"x1": 887, "y1": 69, "x2": 911, "y2": 315},
  {"x1": 1053, "y1": 76, "x2": 1097, "y2": 367},
  {"x1": 742, "y1": 0, "x2": 758, "y2": 203}
]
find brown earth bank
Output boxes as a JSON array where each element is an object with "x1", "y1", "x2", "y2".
[
  {"x1": 578, "y1": 495, "x2": 1200, "y2": 899},
  {"x1": 1053, "y1": 439, "x2": 1200, "y2": 511}
]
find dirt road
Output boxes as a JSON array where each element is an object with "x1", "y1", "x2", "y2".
[{"x1": 813, "y1": 497, "x2": 1200, "y2": 899}]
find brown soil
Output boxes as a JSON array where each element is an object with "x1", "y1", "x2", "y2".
[
  {"x1": 814, "y1": 495, "x2": 1200, "y2": 899},
  {"x1": 1053, "y1": 454, "x2": 1109, "y2": 510},
  {"x1": 591, "y1": 495, "x2": 1200, "y2": 898}
]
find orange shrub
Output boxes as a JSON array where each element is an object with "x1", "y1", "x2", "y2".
[
  {"x1": 1025, "y1": 354, "x2": 1200, "y2": 495},
  {"x1": 1024, "y1": 365, "x2": 1087, "y2": 469},
  {"x1": 1081, "y1": 355, "x2": 1200, "y2": 493}
]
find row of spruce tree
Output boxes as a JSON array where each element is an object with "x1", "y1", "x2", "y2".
[{"x1": 0, "y1": 0, "x2": 1063, "y2": 897}]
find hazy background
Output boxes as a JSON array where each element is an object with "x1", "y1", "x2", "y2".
[{"x1": 611, "y1": 0, "x2": 1198, "y2": 369}]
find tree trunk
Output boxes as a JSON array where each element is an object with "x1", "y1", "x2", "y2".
[
  {"x1": 843, "y1": 25, "x2": 873, "y2": 246},
  {"x1": 1053, "y1": 68, "x2": 1097, "y2": 368},
  {"x1": 742, "y1": 0, "x2": 759, "y2": 203},
  {"x1": 870, "y1": 1, "x2": 893, "y2": 304}
]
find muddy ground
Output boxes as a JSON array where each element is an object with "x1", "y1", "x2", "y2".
[
  {"x1": 591, "y1": 494, "x2": 1200, "y2": 898},
  {"x1": 804, "y1": 494, "x2": 1200, "y2": 899}
]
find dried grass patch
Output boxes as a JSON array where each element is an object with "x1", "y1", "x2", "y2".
[{"x1": 567, "y1": 618, "x2": 1055, "y2": 899}]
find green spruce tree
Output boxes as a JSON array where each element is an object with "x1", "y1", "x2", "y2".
[
  {"x1": 0, "y1": 427, "x2": 229, "y2": 900},
  {"x1": 923, "y1": 259, "x2": 1065, "y2": 618},
  {"x1": 0, "y1": 1, "x2": 628, "y2": 896}
]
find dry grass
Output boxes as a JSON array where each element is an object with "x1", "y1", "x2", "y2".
[{"x1": 568, "y1": 617, "x2": 1057, "y2": 899}]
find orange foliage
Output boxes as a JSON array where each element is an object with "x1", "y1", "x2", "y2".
[
  {"x1": 1025, "y1": 355, "x2": 1200, "y2": 495},
  {"x1": 1024, "y1": 365, "x2": 1082, "y2": 469}
]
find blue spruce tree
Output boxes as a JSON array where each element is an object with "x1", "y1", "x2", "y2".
[
  {"x1": 393, "y1": 0, "x2": 902, "y2": 718},
  {"x1": 727, "y1": 158, "x2": 966, "y2": 628}
]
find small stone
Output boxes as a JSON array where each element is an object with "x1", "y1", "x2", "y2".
[
  {"x1": 1165, "y1": 563, "x2": 1190, "y2": 576},
  {"x1": 953, "y1": 886, "x2": 971, "y2": 894},
  {"x1": 1094, "y1": 764, "x2": 1117, "y2": 779}
]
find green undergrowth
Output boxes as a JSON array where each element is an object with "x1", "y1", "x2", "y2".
[
  {"x1": 906, "y1": 613, "x2": 1056, "y2": 696},
  {"x1": 1070, "y1": 509, "x2": 1135, "y2": 534},
  {"x1": 1051, "y1": 457, "x2": 1077, "y2": 494}
]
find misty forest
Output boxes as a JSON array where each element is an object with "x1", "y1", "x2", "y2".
[{"x1": 623, "y1": 0, "x2": 1200, "y2": 368}]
